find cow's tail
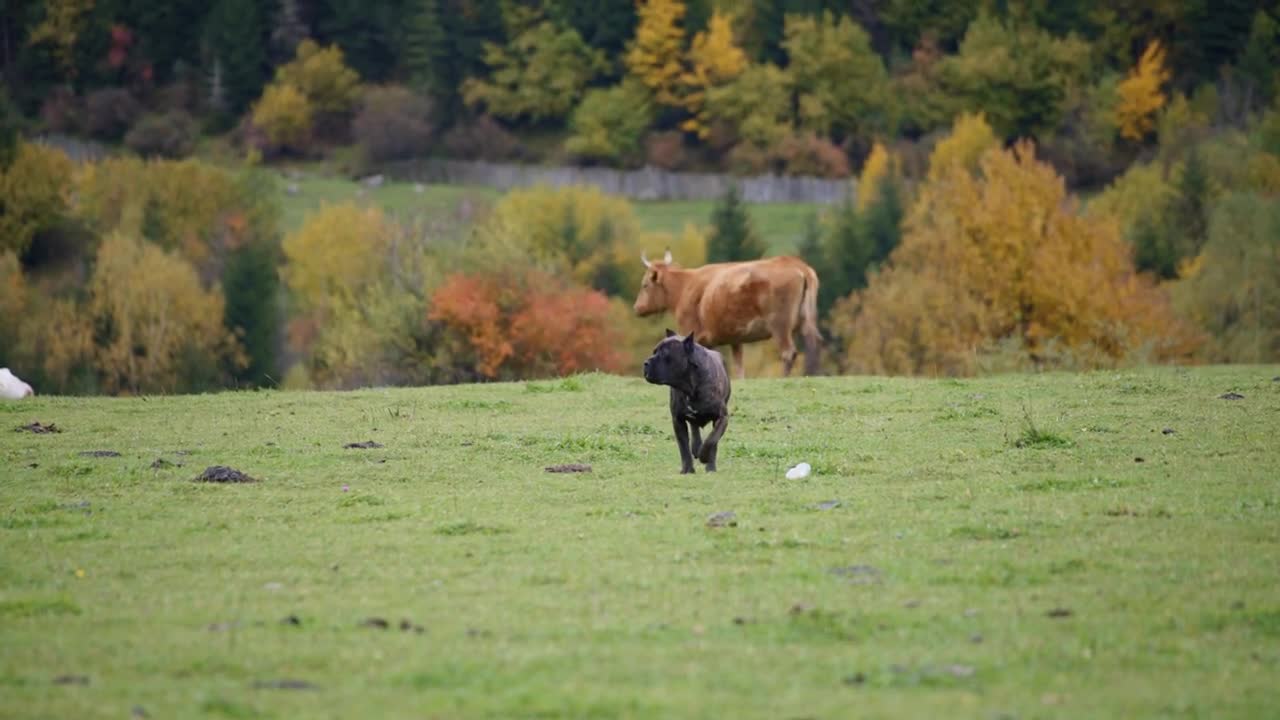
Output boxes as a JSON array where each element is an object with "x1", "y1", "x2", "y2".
[{"x1": 800, "y1": 266, "x2": 821, "y2": 376}]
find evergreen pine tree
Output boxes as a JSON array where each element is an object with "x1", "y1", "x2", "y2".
[
  {"x1": 205, "y1": 0, "x2": 269, "y2": 114},
  {"x1": 818, "y1": 199, "x2": 872, "y2": 316},
  {"x1": 1130, "y1": 211, "x2": 1178, "y2": 280},
  {"x1": 223, "y1": 237, "x2": 281, "y2": 386},
  {"x1": 707, "y1": 183, "x2": 765, "y2": 263},
  {"x1": 1172, "y1": 147, "x2": 1212, "y2": 260},
  {"x1": 864, "y1": 171, "x2": 903, "y2": 265},
  {"x1": 0, "y1": 89, "x2": 19, "y2": 168},
  {"x1": 271, "y1": 0, "x2": 311, "y2": 64},
  {"x1": 404, "y1": 0, "x2": 449, "y2": 102}
]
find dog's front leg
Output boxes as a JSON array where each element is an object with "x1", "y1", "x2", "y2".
[{"x1": 673, "y1": 417, "x2": 695, "y2": 474}]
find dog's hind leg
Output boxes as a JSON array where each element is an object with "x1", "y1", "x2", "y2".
[{"x1": 698, "y1": 415, "x2": 728, "y2": 471}]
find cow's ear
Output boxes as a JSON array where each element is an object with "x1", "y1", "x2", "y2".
[
  {"x1": 683, "y1": 334, "x2": 696, "y2": 355},
  {"x1": 664, "y1": 328, "x2": 676, "y2": 338}
]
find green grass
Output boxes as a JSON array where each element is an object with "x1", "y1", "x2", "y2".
[
  {"x1": 2, "y1": 366, "x2": 1278, "y2": 718},
  {"x1": 280, "y1": 175, "x2": 822, "y2": 254}
]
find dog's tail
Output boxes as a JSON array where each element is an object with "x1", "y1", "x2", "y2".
[{"x1": 799, "y1": 264, "x2": 821, "y2": 376}]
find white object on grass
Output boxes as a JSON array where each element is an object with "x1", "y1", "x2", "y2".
[
  {"x1": 0, "y1": 368, "x2": 34, "y2": 399},
  {"x1": 785, "y1": 462, "x2": 811, "y2": 480}
]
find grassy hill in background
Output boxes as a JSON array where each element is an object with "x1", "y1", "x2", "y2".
[
  {"x1": 2, "y1": 366, "x2": 1278, "y2": 718},
  {"x1": 280, "y1": 174, "x2": 823, "y2": 255}
]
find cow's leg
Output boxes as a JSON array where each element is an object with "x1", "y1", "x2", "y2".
[
  {"x1": 731, "y1": 343, "x2": 746, "y2": 380},
  {"x1": 698, "y1": 414, "x2": 729, "y2": 471},
  {"x1": 690, "y1": 424, "x2": 703, "y2": 460},
  {"x1": 773, "y1": 323, "x2": 799, "y2": 376},
  {"x1": 673, "y1": 417, "x2": 695, "y2": 474}
]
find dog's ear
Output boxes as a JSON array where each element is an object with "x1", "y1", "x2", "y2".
[
  {"x1": 683, "y1": 333, "x2": 696, "y2": 355},
  {"x1": 664, "y1": 328, "x2": 676, "y2": 338}
]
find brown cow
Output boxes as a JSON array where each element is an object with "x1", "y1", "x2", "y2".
[{"x1": 632, "y1": 250, "x2": 821, "y2": 379}]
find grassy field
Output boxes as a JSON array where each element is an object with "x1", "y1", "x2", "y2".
[
  {"x1": 279, "y1": 174, "x2": 823, "y2": 255},
  {"x1": 2, "y1": 366, "x2": 1278, "y2": 719}
]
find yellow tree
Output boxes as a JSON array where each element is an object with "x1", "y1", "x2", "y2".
[
  {"x1": 0, "y1": 142, "x2": 74, "y2": 256},
  {"x1": 680, "y1": 11, "x2": 747, "y2": 138},
  {"x1": 1116, "y1": 40, "x2": 1170, "y2": 142},
  {"x1": 626, "y1": 0, "x2": 687, "y2": 107},
  {"x1": 833, "y1": 141, "x2": 1200, "y2": 376},
  {"x1": 251, "y1": 83, "x2": 314, "y2": 152},
  {"x1": 26, "y1": 0, "x2": 94, "y2": 79},
  {"x1": 856, "y1": 141, "x2": 894, "y2": 210},
  {"x1": 280, "y1": 203, "x2": 418, "y2": 387},
  {"x1": 274, "y1": 39, "x2": 361, "y2": 115},
  {"x1": 89, "y1": 233, "x2": 243, "y2": 394},
  {"x1": 927, "y1": 112, "x2": 998, "y2": 180}
]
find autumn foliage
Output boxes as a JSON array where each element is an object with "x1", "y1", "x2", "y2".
[
  {"x1": 429, "y1": 269, "x2": 626, "y2": 379},
  {"x1": 833, "y1": 141, "x2": 1201, "y2": 375},
  {"x1": 1116, "y1": 41, "x2": 1170, "y2": 142}
]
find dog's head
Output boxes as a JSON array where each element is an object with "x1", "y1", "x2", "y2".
[{"x1": 642, "y1": 329, "x2": 697, "y2": 386}]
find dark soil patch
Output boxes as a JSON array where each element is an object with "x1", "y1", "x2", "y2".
[
  {"x1": 829, "y1": 565, "x2": 880, "y2": 584},
  {"x1": 545, "y1": 463, "x2": 592, "y2": 473},
  {"x1": 52, "y1": 674, "x2": 89, "y2": 685},
  {"x1": 1046, "y1": 607, "x2": 1073, "y2": 618},
  {"x1": 79, "y1": 450, "x2": 121, "y2": 458},
  {"x1": 16, "y1": 421, "x2": 61, "y2": 434},
  {"x1": 344, "y1": 441, "x2": 383, "y2": 449},
  {"x1": 252, "y1": 679, "x2": 317, "y2": 690},
  {"x1": 281, "y1": 614, "x2": 301, "y2": 626},
  {"x1": 1161, "y1": 428, "x2": 1176, "y2": 435},
  {"x1": 194, "y1": 466, "x2": 258, "y2": 483},
  {"x1": 360, "y1": 617, "x2": 389, "y2": 629},
  {"x1": 706, "y1": 511, "x2": 738, "y2": 528},
  {"x1": 1220, "y1": 392, "x2": 1245, "y2": 400},
  {"x1": 150, "y1": 458, "x2": 182, "y2": 469},
  {"x1": 399, "y1": 618, "x2": 425, "y2": 633}
]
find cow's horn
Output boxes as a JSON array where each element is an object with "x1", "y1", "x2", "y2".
[
  {"x1": 641, "y1": 250, "x2": 651, "y2": 268},
  {"x1": 663, "y1": 248, "x2": 673, "y2": 264}
]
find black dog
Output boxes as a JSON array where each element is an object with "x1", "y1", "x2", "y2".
[{"x1": 642, "y1": 330, "x2": 731, "y2": 473}]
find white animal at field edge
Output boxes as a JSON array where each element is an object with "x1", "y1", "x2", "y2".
[{"x1": 0, "y1": 368, "x2": 35, "y2": 399}]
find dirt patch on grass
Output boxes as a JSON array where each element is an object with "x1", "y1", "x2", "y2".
[
  {"x1": 16, "y1": 421, "x2": 61, "y2": 434},
  {"x1": 252, "y1": 679, "x2": 317, "y2": 690},
  {"x1": 344, "y1": 441, "x2": 384, "y2": 449},
  {"x1": 545, "y1": 463, "x2": 592, "y2": 473},
  {"x1": 706, "y1": 511, "x2": 738, "y2": 528},
  {"x1": 79, "y1": 450, "x2": 121, "y2": 458},
  {"x1": 194, "y1": 466, "x2": 258, "y2": 483}
]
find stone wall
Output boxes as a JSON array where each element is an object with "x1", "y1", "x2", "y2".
[{"x1": 382, "y1": 159, "x2": 854, "y2": 204}]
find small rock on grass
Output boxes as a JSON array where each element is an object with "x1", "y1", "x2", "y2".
[
  {"x1": 79, "y1": 450, "x2": 121, "y2": 458},
  {"x1": 1220, "y1": 392, "x2": 1245, "y2": 400}
]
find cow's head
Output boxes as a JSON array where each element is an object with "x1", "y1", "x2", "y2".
[{"x1": 633, "y1": 249, "x2": 675, "y2": 316}]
